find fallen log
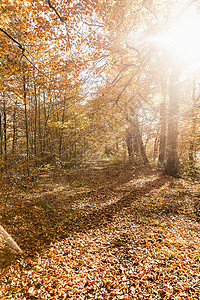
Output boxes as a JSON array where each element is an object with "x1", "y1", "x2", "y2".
[{"x1": 0, "y1": 225, "x2": 22, "y2": 253}]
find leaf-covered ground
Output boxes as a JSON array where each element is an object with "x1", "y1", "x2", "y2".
[{"x1": 0, "y1": 163, "x2": 200, "y2": 299}]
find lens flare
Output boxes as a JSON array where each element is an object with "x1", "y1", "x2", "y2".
[{"x1": 159, "y1": 7, "x2": 200, "y2": 66}]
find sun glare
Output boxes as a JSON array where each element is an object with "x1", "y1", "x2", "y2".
[{"x1": 157, "y1": 7, "x2": 200, "y2": 67}]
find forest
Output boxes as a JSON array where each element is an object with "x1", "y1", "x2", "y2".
[{"x1": 0, "y1": 0, "x2": 200, "y2": 299}]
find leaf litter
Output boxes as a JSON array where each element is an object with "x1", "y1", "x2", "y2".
[{"x1": 0, "y1": 164, "x2": 200, "y2": 299}]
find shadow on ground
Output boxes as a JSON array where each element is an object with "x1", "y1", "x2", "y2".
[{"x1": 0, "y1": 164, "x2": 180, "y2": 268}]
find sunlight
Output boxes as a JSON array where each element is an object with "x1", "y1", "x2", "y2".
[{"x1": 157, "y1": 7, "x2": 200, "y2": 67}]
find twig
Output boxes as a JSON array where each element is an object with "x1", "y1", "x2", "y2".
[{"x1": 47, "y1": 0, "x2": 67, "y2": 22}]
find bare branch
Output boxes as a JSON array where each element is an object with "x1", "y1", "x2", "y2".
[
  {"x1": 125, "y1": 41, "x2": 140, "y2": 55},
  {"x1": 47, "y1": 0, "x2": 67, "y2": 22},
  {"x1": 0, "y1": 28, "x2": 52, "y2": 79},
  {"x1": 115, "y1": 71, "x2": 138, "y2": 103},
  {"x1": 46, "y1": 0, "x2": 71, "y2": 47},
  {"x1": 0, "y1": 28, "x2": 25, "y2": 52},
  {"x1": 82, "y1": 21, "x2": 103, "y2": 27}
]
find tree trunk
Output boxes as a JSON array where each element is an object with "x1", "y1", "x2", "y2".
[
  {"x1": 165, "y1": 68, "x2": 180, "y2": 176},
  {"x1": 3, "y1": 96, "x2": 7, "y2": 162},
  {"x1": 133, "y1": 113, "x2": 149, "y2": 164},
  {"x1": 153, "y1": 136, "x2": 158, "y2": 161},
  {"x1": 189, "y1": 142, "x2": 194, "y2": 167},
  {"x1": 34, "y1": 81, "x2": 37, "y2": 158},
  {"x1": 189, "y1": 78, "x2": 197, "y2": 168},
  {"x1": 138, "y1": 133, "x2": 149, "y2": 165},
  {"x1": 12, "y1": 100, "x2": 17, "y2": 154},
  {"x1": 0, "y1": 98, "x2": 3, "y2": 177},
  {"x1": 38, "y1": 89, "x2": 42, "y2": 156},
  {"x1": 158, "y1": 81, "x2": 167, "y2": 168},
  {"x1": 0, "y1": 99, "x2": 3, "y2": 157},
  {"x1": 23, "y1": 76, "x2": 30, "y2": 176},
  {"x1": 125, "y1": 126, "x2": 140, "y2": 158},
  {"x1": 59, "y1": 102, "x2": 66, "y2": 159},
  {"x1": 125, "y1": 113, "x2": 149, "y2": 165}
]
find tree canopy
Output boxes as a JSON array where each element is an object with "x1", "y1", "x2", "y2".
[{"x1": 0, "y1": 0, "x2": 200, "y2": 177}]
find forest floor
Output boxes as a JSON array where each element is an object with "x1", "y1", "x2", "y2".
[{"x1": 0, "y1": 162, "x2": 200, "y2": 299}]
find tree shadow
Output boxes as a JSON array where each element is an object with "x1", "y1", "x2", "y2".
[
  {"x1": 0, "y1": 168, "x2": 173, "y2": 268},
  {"x1": 69, "y1": 174, "x2": 173, "y2": 232}
]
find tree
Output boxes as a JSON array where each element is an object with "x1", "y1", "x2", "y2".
[
  {"x1": 158, "y1": 81, "x2": 167, "y2": 168},
  {"x1": 0, "y1": 0, "x2": 108, "y2": 176},
  {"x1": 164, "y1": 67, "x2": 180, "y2": 176},
  {"x1": 1, "y1": 0, "x2": 200, "y2": 179}
]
